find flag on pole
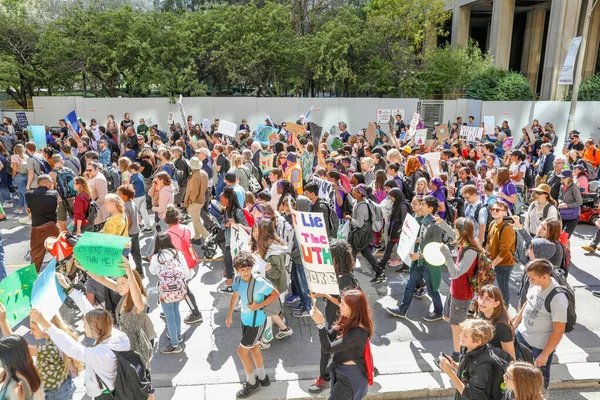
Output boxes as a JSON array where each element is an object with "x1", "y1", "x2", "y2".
[{"x1": 65, "y1": 110, "x2": 81, "y2": 135}]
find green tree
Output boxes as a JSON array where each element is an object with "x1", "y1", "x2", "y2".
[
  {"x1": 465, "y1": 67, "x2": 535, "y2": 101},
  {"x1": 566, "y1": 73, "x2": 600, "y2": 101}
]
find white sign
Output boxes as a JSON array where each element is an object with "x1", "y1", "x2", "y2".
[
  {"x1": 291, "y1": 210, "x2": 338, "y2": 295},
  {"x1": 460, "y1": 126, "x2": 484, "y2": 142},
  {"x1": 483, "y1": 116, "x2": 495, "y2": 135},
  {"x1": 396, "y1": 214, "x2": 420, "y2": 266},
  {"x1": 414, "y1": 128, "x2": 428, "y2": 146},
  {"x1": 217, "y1": 120, "x2": 237, "y2": 137},
  {"x1": 168, "y1": 112, "x2": 174, "y2": 125},
  {"x1": 312, "y1": 177, "x2": 335, "y2": 210},
  {"x1": 252, "y1": 254, "x2": 267, "y2": 278},
  {"x1": 176, "y1": 94, "x2": 187, "y2": 129},
  {"x1": 559, "y1": 36, "x2": 582, "y2": 85},
  {"x1": 202, "y1": 118, "x2": 210, "y2": 132},
  {"x1": 408, "y1": 113, "x2": 420, "y2": 137},
  {"x1": 422, "y1": 152, "x2": 441, "y2": 176},
  {"x1": 145, "y1": 118, "x2": 153, "y2": 126},
  {"x1": 230, "y1": 225, "x2": 250, "y2": 260},
  {"x1": 377, "y1": 109, "x2": 392, "y2": 124}
]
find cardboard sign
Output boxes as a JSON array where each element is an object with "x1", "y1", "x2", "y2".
[
  {"x1": 286, "y1": 122, "x2": 305, "y2": 136},
  {"x1": 435, "y1": 124, "x2": 450, "y2": 141},
  {"x1": 230, "y1": 225, "x2": 250, "y2": 260},
  {"x1": 291, "y1": 210, "x2": 338, "y2": 295},
  {"x1": 483, "y1": 116, "x2": 495, "y2": 135},
  {"x1": 377, "y1": 109, "x2": 392, "y2": 124},
  {"x1": 30, "y1": 125, "x2": 47, "y2": 149},
  {"x1": 259, "y1": 152, "x2": 274, "y2": 175},
  {"x1": 31, "y1": 258, "x2": 66, "y2": 321},
  {"x1": 217, "y1": 120, "x2": 237, "y2": 137},
  {"x1": 408, "y1": 113, "x2": 420, "y2": 137},
  {"x1": 525, "y1": 125, "x2": 536, "y2": 143},
  {"x1": 0, "y1": 264, "x2": 38, "y2": 328},
  {"x1": 396, "y1": 214, "x2": 420, "y2": 266},
  {"x1": 414, "y1": 128, "x2": 428, "y2": 146},
  {"x1": 312, "y1": 177, "x2": 335, "y2": 210},
  {"x1": 309, "y1": 122, "x2": 323, "y2": 145},
  {"x1": 73, "y1": 232, "x2": 131, "y2": 276},
  {"x1": 15, "y1": 112, "x2": 29, "y2": 128},
  {"x1": 366, "y1": 122, "x2": 377, "y2": 145}
]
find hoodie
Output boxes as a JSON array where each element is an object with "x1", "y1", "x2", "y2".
[
  {"x1": 150, "y1": 184, "x2": 175, "y2": 219},
  {"x1": 264, "y1": 243, "x2": 289, "y2": 294},
  {"x1": 46, "y1": 290, "x2": 131, "y2": 398}
]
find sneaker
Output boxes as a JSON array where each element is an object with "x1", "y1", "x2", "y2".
[
  {"x1": 218, "y1": 286, "x2": 234, "y2": 294},
  {"x1": 258, "y1": 375, "x2": 270, "y2": 387},
  {"x1": 18, "y1": 216, "x2": 31, "y2": 225},
  {"x1": 259, "y1": 340, "x2": 271, "y2": 350},
  {"x1": 160, "y1": 312, "x2": 166, "y2": 321},
  {"x1": 593, "y1": 290, "x2": 600, "y2": 298},
  {"x1": 159, "y1": 344, "x2": 183, "y2": 354},
  {"x1": 141, "y1": 227, "x2": 153, "y2": 234},
  {"x1": 396, "y1": 265, "x2": 409, "y2": 273},
  {"x1": 369, "y1": 275, "x2": 380, "y2": 283},
  {"x1": 582, "y1": 245, "x2": 597, "y2": 253},
  {"x1": 274, "y1": 328, "x2": 293, "y2": 339},
  {"x1": 285, "y1": 294, "x2": 300, "y2": 304},
  {"x1": 166, "y1": 332, "x2": 184, "y2": 342},
  {"x1": 423, "y1": 312, "x2": 443, "y2": 322},
  {"x1": 184, "y1": 314, "x2": 203, "y2": 324},
  {"x1": 292, "y1": 308, "x2": 311, "y2": 318},
  {"x1": 3, "y1": 202, "x2": 13, "y2": 209},
  {"x1": 385, "y1": 307, "x2": 406, "y2": 318},
  {"x1": 291, "y1": 304, "x2": 302, "y2": 311},
  {"x1": 13, "y1": 208, "x2": 23, "y2": 214},
  {"x1": 375, "y1": 274, "x2": 387, "y2": 283},
  {"x1": 191, "y1": 238, "x2": 203, "y2": 245},
  {"x1": 236, "y1": 380, "x2": 260, "y2": 398},
  {"x1": 308, "y1": 377, "x2": 330, "y2": 394},
  {"x1": 414, "y1": 287, "x2": 427, "y2": 299}
]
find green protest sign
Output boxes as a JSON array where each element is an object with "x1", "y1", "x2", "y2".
[
  {"x1": 330, "y1": 137, "x2": 344, "y2": 151},
  {"x1": 73, "y1": 232, "x2": 130, "y2": 276},
  {"x1": 0, "y1": 264, "x2": 38, "y2": 328}
]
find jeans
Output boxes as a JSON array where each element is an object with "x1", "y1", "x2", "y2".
[
  {"x1": 129, "y1": 233, "x2": 143, "y2": 277},
  {"x1": 0, "y1": 186, "x2": 11, "y2": 204},
  {"x1": 398, "y1": 264, "x2": 443, "y2": 315},
  {"x1": 44, "y1": 376, "x2": 76, "y2": 400},
  {"x1": 13, "y1": 173, "x2": 27, "y2": 209},
  {"x1": 352, "y1": 247, "x2": 383, "y2": 276},
  {"x1": 516, "y1": 330, "x2": 553, "y2": 388},
  {"x1": 215, "y1": 174, "x2": 225, "y2": 200},
  {"x1": 0, "y1": 232, "x2": 6, "y2": 282},
  {"x1": 161, "y1": 301, "x2": 182, "y2": 346},
  {"x1": 495, "y1": 265, "x2": 513, "y2": 305},
  {"x1": 292, "y1": 263, "x2": 311, "y2": 311}
]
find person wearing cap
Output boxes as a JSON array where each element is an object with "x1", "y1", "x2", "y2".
[
  {"x1": 565, "y1": 132, "x2": 584, "y2": 155},
  {"x1": 401, "y1": 145, "x2": 412, "y2": 158},
  {"x1": 25, "y1": 174, "x2": 60, "y2": 272},
  {"x1": 582, "y1": 138, "x2": 600, "y2": 168},
  {"x1": 523, "y1": 184, "x2": 559, "y2": 237},
  {"x1": 557, "y1": 169, "x2": 582, "y2": 247},
  {"x1": 185, "y1": 157, "x2": 210, "y2": 245},
  {"x1": 534, "y1": 143, "x2": 555, "y2": 187},
  {"x1": 283, "y1": 152, "x2": 303, "y2": 195}
]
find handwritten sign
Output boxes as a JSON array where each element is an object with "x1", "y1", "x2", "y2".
[
  {"x1": 483, "y1": 116, "x2": 495, "y2": 135},
  {"x1": 255, "y1": 125, "x2": 277, "y2": 145},
  {"x1": 230, "y1": 225, "x2": 250, "y2": 260},
  {"x1": 286, "y1": 122, "x2": 305, "y2": 136},
  {"x1": 435, "y1": 124, "x2": 450, "y2": 141},
  {"x1": 408, "y1": 113, "x2": 420, "y2": 137},
  {"x1": 291, "y1": 210, "x2": 338, "y2": 295},
  {"x1": 259, "y1": 152, "x2": 274, "y2": 175},
  {"x1": 377, "y1": 109, "x2": 392, "y2": 124},
  {"x1": 31, "y1": 258, "x2": 66, "y2": 321},
  {"x1": 422, "y1": 152, "x2": 441, "y2": 176},
  {"x1": 15, "y1": 112, "x2": 29, "y2": 128},
  {"x1": 202, "y1": 118, "x2": 210, "y2": 132},
  {"x1": 503, "y1": 137, "x2": 514, "y2": 148},
  {"x1": 168, "y1": 112, "x2": 174, "y2": 125},
  {"x1": 176, "y1": 94, "x2": 187, "y2": 130},
  {"x1": 0, "y1": 264, "x2": 37, "y2": 328},
  {"x1": 313, "y1": 177, "x2": 335, "y2": 210},
  {"x1": 525, "y1": 125, "x2": 535, "y2": 143},
  {"x1": 414, "y1": 128, "x2": 428, "y2": 146},
  {"x1": 396, "y1": 214, "x2": 420, "y2": 266},
  {"x1": 73, "y1": 232, "x2": 131, "y2": 276},
  {"x1": 461, "y1": 126, "x2": 484, "y2": 142}
]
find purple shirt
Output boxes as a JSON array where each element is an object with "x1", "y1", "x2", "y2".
[
  {"x1": 501, "y1": 182, "x2": 517, "y2": 211},
  {"x1": 429, "y1": 189, "x2": 446, "y2": 219}
]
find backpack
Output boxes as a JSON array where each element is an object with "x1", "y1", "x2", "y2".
[
  {"x1": 499, "y1": 223, "x2": 527, "y2": 266},
  {"x1": 96, "y1": 350, "x2": 152, "y2": 400},
  {"x1": 467, "y1": 249, "x2": 496, "y2": 293},
  {"x1": 86, "y1": 200, "x2": 99, "y2": 224},
  {"x1": 55, "y1": 167, "x2": 77, "y2": 199},
  {"x1": 474, "y1": 203, "x2": 494, "y2": 246},
  {"x1": 365, "y1": 199, "x2": 384, "y2": 232},
  {"x1": 33, "y1": 156, "x2": 51, "y2": 175},
  {"x1": 242, "y1": 274, "x2": 282, "y2": 318},
  {"x1": 315, "y1": 198, "x2": 338, "y2": 238},
  {"x1": 545, "y1": 269, "x2": 577, "y2": 333},
  {"x1": 523, "y1": 162, "x2": 535, "y2": 189},
  {"x1": 0, "y1": 155, "x2": 12, "y2": 176},
  {"x1": 104, "y1": 166, "x2": 122, "y2": 193},
  {"x1": 486, "y1": 346, "x2": 513, "y2": 400},
  {"x1": 168, "y1": 229, "x2": 199, "y2": 270},
  {"x1": 401, "y1": 176, "x2": 415, "y2": 201},
  {"x1": 583, "y1": 160, "x2": 598, "y2": 180},
  {"x1": 364, "y1": 340, "x2": 375, "y2": 386},
  {"x1": 156, "y1": 253, "x2": 187, "y2": 303},
  {"x1": 444, "y1": 200, "x2": 456, "y2": 225}
]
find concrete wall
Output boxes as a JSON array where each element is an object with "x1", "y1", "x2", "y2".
[
  {"x1": 29, "y1": 97, "x2": 421, "y2": 135},
  {"x1": 0, "y1": 111, "x2": 37, "y2": 126}
]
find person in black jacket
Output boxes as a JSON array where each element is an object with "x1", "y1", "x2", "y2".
[
  {"x1": 439, "y1": 318, "x2": 512, "y2": 400},
  {"x1": 378, "y1": 188, "x2": 409, "y2": 271},
  {"x1": 304, "y1": 182, "x2": 336, "y2": 239}
]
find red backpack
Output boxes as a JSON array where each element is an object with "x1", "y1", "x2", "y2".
[{"x1": 364, "y1": 340, "x2": 374, "y2": 386}]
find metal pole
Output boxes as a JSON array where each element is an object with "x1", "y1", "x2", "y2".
[{"x1": 566, "y1": 0, "x2": 598, "y2": 136}]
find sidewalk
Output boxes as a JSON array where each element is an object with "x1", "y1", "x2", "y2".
[{"x1": 73, "y1": 361, "x2": 600, "y2": 399}]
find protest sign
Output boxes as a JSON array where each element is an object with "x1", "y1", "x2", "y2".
[
  {"x1": 168, "y1": 112, "x2": 174, "y2": 125},
  {"x1": 414, "y1": 128, "x2": 427, "y2": 146},
  {"x1": 30, "y1": 126, "x2": 46, "y2": 149},
  {"x1": 202, "y1": 118, "x2": 210, "y2": 132},
  {"x1": 291, "y1": 210, "x2": 338, "y2": 295},
  {"x1": 559, "y1": 36, "x2": 582, "y2": 85},
  {"x1": 525, "y1": 125, "x2": 535, "y2": 143},
  {"x1": 65, "y1": 110, "x2": 81, "y2": 135},
  {"x1": 255, "y1": 125, "x2": 277, "y2": 145},
  {"x1": 0, "y1": 264, "x2": 37, "y2": 328},
  {"x1": 31, "y1": 259, "x2": 66, "y2": 321},
  {"x1": 286, "y1": 121, "x2": 305, "y2": 136},
  {"x1": 366, "y1": 122, "x2": 377, "y2": 145},
  {"x1": 329, "y1": 125, "x2": 339, "y2": 136},
  {"x1": 259, "y1": 152, "x2": 274, "y2": 175},
  {"x1": 312, "y1": 177, "x2": 335, "y2": 210},
  {"x1": 309, "y1": 122, "x2": 323, "y2": 145},
  {"x1": 15, "y1": 112, "x2": 29, "y2": 128},
  {"x1": 422, "y1": 152, "x2": 441, "y2": 176},
  {"x1": 483, "y1": 116, "x2": 495, "y2": 135},
  {"x1": 435, "y1": 124, "x2": 450, "y2": 141},
  {"x1": 217, "y1": 120, "x2": 237, "y2": 137},
  {"x1": 230, "y1": 225, "x2": 250, "y2": 260},
  {"x1": 177, "y1": 94, "x2": 187, "y2": 128},
  {"x1": 73, "y1": 232, "x2": 131, "y2": 276},
  {"x1": 388, "y1": 116, "x2": 395, "y2": 137},
  {"x1": 396, "y1": 214, "x2": 420, "y2": 266},
  {"x1": 377, "y1": 109, "x2": 391, "y2": 124},
  {"x1": 503, "y1": 137, "x2": 514, "y2": 148},
  {"x1": 251, "y1": 254, "x2": 267, "y2": 278},
  {"x1": 461, "y1": 126, "x2": 484, "y2": 142},
  {"x1": 330, "y1": 137, "x2": 344, "y2": 151},
  {"x1": 304, "y1": 106, "x2": 314, "y2": 123},
  {"x1": 408, "y1": 113, "x2": 420, "y2": 136},
  {"x1": 145, "y1": 118, "x2": 153, "y2": 126}
]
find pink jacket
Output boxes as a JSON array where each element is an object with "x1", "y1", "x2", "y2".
[{"x1": 150, "y1": 184, "x2": 174, "y2": 219}]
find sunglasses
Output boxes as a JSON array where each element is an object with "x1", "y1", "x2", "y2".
[{"x1": 490, "y1": 207, "x2": 505, "y2": 212}]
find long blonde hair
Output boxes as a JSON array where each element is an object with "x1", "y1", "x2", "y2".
[
  {"x1": 74, "y1": 176, "x2": 92, "y2": 198},
  {"x1": 85, "y1": 309, "x2": 113, "y2": 345},
  {"x1": 105, "y1": 193, "x2": 125, "y2": 214},
  {"x1": 508, "y1": 361, "x2": 545, "y2": 400},
  {"x1": 49, "y1": 315, "x2": 85, "y2": 376},
  {"x1": 14, "y1": 143, "x2": 26, "y2": 158}
]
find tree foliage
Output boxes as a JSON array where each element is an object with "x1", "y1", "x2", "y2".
[
  {"x1": 568, "y1": 73, "x2": 600, "y2": 101},
  {"x1": 465, "y1": 67, "x2": 535, "y2": 101}
]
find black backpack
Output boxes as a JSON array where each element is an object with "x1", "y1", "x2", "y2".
[
  {"x1": 86, "y1": 200, "x2": 100, "y2": 224},
  {"x1": 401, "y1": 176, "x2": 415, "y2": 201},
  {"x1": 96, "y1": 350, "x2": 151, "y2": 400},
  {"x1": 474, "y1": 203, "x2": 494, "y2": 246},
  {"x1": 545, "y1": 269, "x2": 577, "y2": 333},
  {"x1": 522, "y1": 162, "x2": 535, "y2": 189},
  {"x1": 33, "y1": 156, "x2": 51, "y2": 175}
]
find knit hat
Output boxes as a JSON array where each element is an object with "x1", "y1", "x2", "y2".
[
  {"x1": 531, "y1": 238, "x2": 556, "y2": 260},
  {"x1": 296, "y1": 195, "x2": 311, "y2": 212}
]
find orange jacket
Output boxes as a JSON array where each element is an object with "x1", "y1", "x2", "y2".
[{"x1": 583, "y1": 146, "x2": 600, "y2": 168}]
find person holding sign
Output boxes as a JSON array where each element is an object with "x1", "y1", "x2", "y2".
[
  {"x1": 225, "y1": 252, "x2": 280, "y2": 398},
  {"x1": 0, "y1": 331, "x2": 44, "y2": 400},
  {"x1": 218, "y1": 186, "x2": 248, "y2": 294}
]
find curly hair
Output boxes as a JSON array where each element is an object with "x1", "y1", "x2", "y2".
[
  {"x1": 330, "y1": 240, "x2": 354, "y2": 274},
  {"x1": 234, "y1": 251, "x2": 255, "y2": 270}
]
